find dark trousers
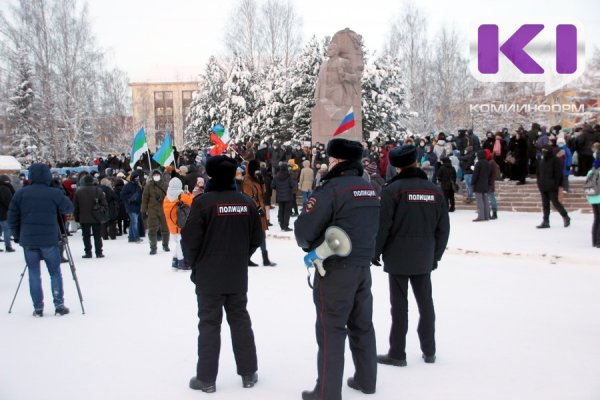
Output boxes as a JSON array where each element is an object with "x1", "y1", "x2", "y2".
[
  {"x1": 101, "y1": 219, "x2": 117, "y2": 239},
  {"x1": 442, "y1": 189, "x2": 455, "y2": 211},
  {"x1": 388, "y1": 273, "x2": 436, "y2": 361},
  {"x1": 312, "y1": 265, "x2": 377, "y2": 400},
  {"x1": 278, "y1": 201, "x2": 292, "y2": 229},
  {"x1": 540, "y1": 191, "x2": 568, "y2": 223},
  {"x1": 196, "y1": 292, "x2": 257, "y2": 383},
  {"x1": 592, "y1": 204, "x2": 600, "y2": 247},
  {"x1": 80, "y1": 223, "x2": 103, "y2": 255}
]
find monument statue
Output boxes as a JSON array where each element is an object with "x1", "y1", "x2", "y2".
[{"x1": 311, "y1": 28, "x2": 364, "y2": 145}]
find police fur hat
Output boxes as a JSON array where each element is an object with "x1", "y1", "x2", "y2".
[
  {"x1": 206, "y1": 155, "x2": 237, "y2": 183},
  {"x1": 326, "y1": 138, "x2": 363, "y2": 161},
  {"x1": 389, "y1": 145, "x2": 417, "y2": 168}
]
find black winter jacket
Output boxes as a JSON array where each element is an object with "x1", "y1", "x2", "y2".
[
  {"x1": 375, "y1": 168, "x2": 450, "y2": 275},
  {"x1": 272, "y1": 169, "x2": 296, "y2": 202},
  {"x1": 472, "y1": 151, "x2": 491, "y2": 193},
  {"x1": 294, "y1": 161, "x2": 380, "y2": 267},
  {"x1": 181, "y1": 184, "x2": 262, "y2": 294},
  {"x1": 537, "y1": 150, "x2": 563, "y2": 192},
  {"x1": 73, "y1": 185, "x2": 108, "y2": 224},
  {"x1": 0, "y1": 181, "x2": 15, "y2": 221},
  {"x1": 436, "y1": 161, "x2": 457, "y2": 191}
]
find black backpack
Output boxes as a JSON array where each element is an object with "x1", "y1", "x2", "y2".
[{"x1": 170, "y1": 195, "x2": 191, "y2": 229}]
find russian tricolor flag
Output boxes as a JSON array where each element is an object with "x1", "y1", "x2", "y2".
[{"x1": 332, "y1": 107, "x2": 356, "y2": 137}]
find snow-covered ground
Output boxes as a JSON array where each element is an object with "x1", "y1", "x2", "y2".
[{"x1": 1, "y1": 210, "x2": 599, "y2": 400}]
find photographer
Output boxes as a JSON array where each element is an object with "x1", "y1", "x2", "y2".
[{"x1": 8, "y1": 163, "x2": 73, "y2": 316}]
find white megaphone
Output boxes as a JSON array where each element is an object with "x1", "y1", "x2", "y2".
[{"x1": 303, "y1": 226, "x2": 352, "y2": 277}]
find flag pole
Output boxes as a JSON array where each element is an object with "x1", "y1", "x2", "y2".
[
  {"x1": 145, "y1": 128, "x2": 152, "y2": 172},
  {"x1": 171, "y1": 133, "x2": 177, "y2": 169}
]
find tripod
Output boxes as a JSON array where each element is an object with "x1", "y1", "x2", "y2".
[{"x1": 8, "y1": 214, "x2": 85, "y2": 314}]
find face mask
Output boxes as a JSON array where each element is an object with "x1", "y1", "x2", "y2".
[
  {"x1": 594, "y1": 152, "x2": 598, "y2": 159},
  {"x1": 152, "y1": 175, "x2": 160, "y2": 182}
]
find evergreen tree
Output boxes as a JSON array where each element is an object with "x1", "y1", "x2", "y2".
[
  {"x1": 6, "y1": 48, "x2": 43, "y2": 162},
  {"x1": 253, "y1": 59, "x2": 293, "y2": 141},
  {"x1": 289, "y1": 36, "x2": 323, "y2": 143},
  {"x1": 185, "y1": 56, "x2": 226, "y2": 149},
  {"x1": 219, "y1": 56, "x2": 256, "y2": 142},
  {"x1": 361, "y1": 55, "x2": 411, "y2": 138}
]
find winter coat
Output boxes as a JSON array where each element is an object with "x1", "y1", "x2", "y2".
[
  {"x1": 527, "y1": 124, "x2": 541, "y2": 158},
  {"x1": 100, "y1": 183, "x2": 120, "y2": 220},
  {"x1": 73, "y1": 185, "x2": 108, "y2": 224},
  {"x1": 537, "y1": 150, "x2": 563, "y2": 192},
  {"x1": 181, "y1": 186, "x2": 262, "y2": 294},
  {"x1": 575, "y1": 130, "x2": 600, "y2": 156},
  {"x1": 242, "y1": 174, "x2": 268, "y2": 231},
  {"x1": 113, "y1": 179, "x2": 128, "y2": 219},
  {"x1": 163, "y1": 193, "x2": 193, "y2": 234},
  {"x1": 141, "y1": 177, "x2": 167, "y2": 216},
  {"x1": 459, "y1": 151, "x2": 476, "y2": 175},
  {"x1": 557, "y1": 144, "x2": 573, "y2": 176},
  {"x1": 472, "y1": 151, "x2": 491, "y2": 193},
  {"x1": 489, "y1": 159, "x2": 498, "y2": 192},
  {"x1": 468, "y1": 132, "x2": 481, "y2": 152},
  {"x1": 455, "y1": 132, "x2": 468, "y2": 154},
  {"x1": 272, "y1": 168, "x2": 296, "y2": 203},
  {"x1": 8, "y1": 164, "x2": 73, "y2": 247},
  {"x1": 261, "y1": 166, "x2": 273, "y2": 206},
  {"x1": 433, "y1": 140, "x2": 448, "y2": 161},
  {"x1": 436, "y1": 161, "x2": 457, "y2": 191},
  {"x1": 120, "y1": 179, "x2": 143, "y2": 214},
  {"x1": 586, "y1": 168, "x2": 600, "y2": 205},
  {"x1": 289, "y1": 162, "x2": 300, "y2": 194},
  {"x1": 508, "y1": 134, "x2": 528, "y2": 163},
  {"x1": 298, "y1": 161, "x2": 315, "y2": 192},
  {"x1": 294, "y1": 161, "x2": 380, "y2": 266},
  {"x1": 0, "y1": 178, "x2": 15, "y2": 221},
  {"x1": 374, "y1": 167, "x2": 450, "y2": 276}
]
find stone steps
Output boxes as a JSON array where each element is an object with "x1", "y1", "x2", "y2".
[{"x1": 454, "y1": 179, "x2": 593, "y2": 213}]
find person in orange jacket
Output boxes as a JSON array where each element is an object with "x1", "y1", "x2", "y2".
[{"x1": 163, "y1": 177, "x2": 193, "y2": 270}]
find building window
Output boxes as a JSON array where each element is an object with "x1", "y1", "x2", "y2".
[
  {"x1": 182, "y1": 91, "x2": 194, "y2": 131},
  {"x1": 154, "y1": 91, "x2": 174, "y2": 148}
]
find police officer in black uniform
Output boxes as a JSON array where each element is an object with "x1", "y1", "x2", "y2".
[
  {"x1": 294, "y1": 138, "x2": 380, "y2": 400},
  {"x1": 373, "y1": 145, "x2": 450, "y2": 367},
  {"x1": 181, "y1": 155, "x2": 263, "y2": 393}
]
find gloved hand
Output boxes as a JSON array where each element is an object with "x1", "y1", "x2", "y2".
[
  {"x1": 371, "y1": 256, "x2": 381, "y2": 266},
  {"x1": 432, "y1": 260, "x2": 438, "y2": 270}
]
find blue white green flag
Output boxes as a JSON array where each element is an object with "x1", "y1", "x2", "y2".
[
  {"x1": 153, "y1": 133, "x2": 175, "y2": 167},
  {"x1": 130, "y1": 127, "x2": 148, "y2": 165}
]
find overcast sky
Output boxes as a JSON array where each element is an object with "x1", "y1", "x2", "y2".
[{"x1": 3, "y1": 0, "x2": 599, "y2": 82}]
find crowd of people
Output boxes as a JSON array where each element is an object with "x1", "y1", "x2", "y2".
[{"x1": 2, "y1": 124, "x2": 599, "y2": 398}]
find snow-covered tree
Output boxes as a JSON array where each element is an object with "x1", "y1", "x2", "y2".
[
  {"x1": 185, "y1": 56, "x2": 227, "y2": 149},
  {"x1": 252, "y1": 60, "x2": 293, "y2": 141},
  {"x1": 288, "y1": 36, "x2": 323, "y2": 143},
  {"x1": 1, "y1": 0, "x2": 129, "y2": 161},
  {"x1": 6, "y1": 48, "x2": 43, "y2": 162},
  {"x1": 219, "y1": 56, "x2": 256, "y2": 142},
  {"x1": 361, "y1": 55, "x2": 411, "y2": 138}
]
